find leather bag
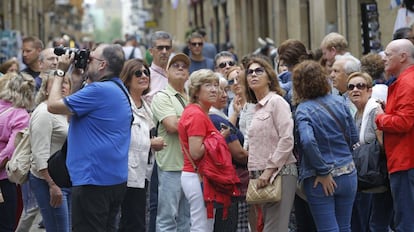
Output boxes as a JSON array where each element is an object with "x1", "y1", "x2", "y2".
[
  {"x1": 246, "y1": 175, "x2": 282, "y2": 204},
  {"x1": 352, "y1": 140, "x2": 388, "y2": 190},
  {"x1": 47, "y1": 140, "x2": 72, "y2": 188}
]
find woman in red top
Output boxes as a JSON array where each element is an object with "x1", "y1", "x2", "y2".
[{"x1": 178, "y1": 69, "x2": 220, "y2": 231}]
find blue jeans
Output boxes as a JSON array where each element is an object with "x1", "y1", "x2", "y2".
[
  {"x1": 389, "y1": 169, "x2": 414, "y2": 232},
  {"x1": 29, "y1": 173, "x2": 71, "y2": 232},
  {"x1": 304, "y1": 171, "x2": 357, "y2": 232},
  {"x1": 156, "y1": 167, "x2": 190, "y2": 232}
]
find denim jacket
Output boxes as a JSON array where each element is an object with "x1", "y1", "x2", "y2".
[{"x1": 294, "y1": 94, "x2": 358, "y2": 181}]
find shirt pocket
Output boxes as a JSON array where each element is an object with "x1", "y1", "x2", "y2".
[{"x1": 254, "y1": 112, "x2": 272, "y2": 137}]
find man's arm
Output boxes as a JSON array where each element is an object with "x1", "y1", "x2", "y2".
[{"x1": 48, "y1": 55, "x2": 74, "y2": 115}]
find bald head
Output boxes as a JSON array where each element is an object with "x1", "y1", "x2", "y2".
[{"x1": 384, "y1": 39, "x2": 414, "y2": 77}]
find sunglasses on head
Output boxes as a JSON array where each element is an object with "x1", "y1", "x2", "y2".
[
  {"x1": 218, "y1": 61, "x2": 235, "y2": 69},
  {"x1": 191, "y1": 42, "x2": 203, "y2": 47},
  {"x1": 247, "y1": 67, "x2": 265, "y2": 76},
  {"x1": 155, "y1": 45, "x2": 172, "y2": 51},
  {"x1": 347, "y1": 83, "x2": 367, "y2": 91},
  {"x1": 135, "y1": 69, "x2": 150, "y2": 78}
]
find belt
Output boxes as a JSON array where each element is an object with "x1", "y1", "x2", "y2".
[
  {"x1": 249, "y1": 163, "x2": 298, "y2": 179},
  {"x1": 331, "y1": 162, "x2": 355, "y2": 177}
]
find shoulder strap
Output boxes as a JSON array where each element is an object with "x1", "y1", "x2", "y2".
[
  {"x1": 153, "y1": 91, "x2": 186, "y2": 137},
  {"x1": 104, "y1": 79, "x2": 133, "y2": 125},
  {"x1": 174, "y1": 93, "x2": 186, "y2": 108},
  {"x1": 314, "y1": 98, "x2": 350, "y2": 146},
  {"x1": 182, "y1": 144, "x2": 198, "y2": 173},
  {"x1": 128, "y1": 47, "x2": 136, "y2": 60}
]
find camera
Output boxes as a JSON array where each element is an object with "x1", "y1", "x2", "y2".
[{"x1": 54, "y1": 46, "x2": 90, "y2": 69}]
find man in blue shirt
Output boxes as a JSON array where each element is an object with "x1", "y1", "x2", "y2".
[
  {"x1": 48, "y1": 44, "x2": 132, "y2": 232},
  {"x1": 187, "y1": 32, "x2": 215, "y2": 73}
]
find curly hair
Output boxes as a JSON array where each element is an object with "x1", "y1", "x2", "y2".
[
  {"x1": 188, "y1": 69, "x2": 219, "y2": 103},
  {"x1": 120, "y1": 58, "x2": 151, "y2": 95},
  {"x1": 244, "y1": 56, "x2": 284, "y2": 103},
  {"x1": 292, "y1": 60, "x2": 331, "y2": 105},
  {"x1": 360, "y1": 53, "x2": 384, "y2": 80},
  {"x1": 277, "y1": 39, "x2": 313, "y2": 68},
  {"x1": 0, "y1": 72, "x2": 35, "y2": 110}
]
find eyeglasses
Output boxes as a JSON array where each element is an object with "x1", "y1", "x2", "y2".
[
  {"x1": 171, "y1": 63, "x2": 188, "y2": 69},
  {"x1": 347, "y1": 83, "x2": 367, "y2": 91},
  {"x1": 218, "y1": 61, "x2": 235, "y2": 69},
  {"x1": 247, "y1": 67, "x2": 265, "y2": 76},
  {"x1": 190, "y1": 42, "x2": 203, "y2": 47},
  {"x1": 135, "y1": 69, "x2": 150, "y2": 78},
  {"x1": 155, "y1": 45, "x2": 172, "y2": 51}
]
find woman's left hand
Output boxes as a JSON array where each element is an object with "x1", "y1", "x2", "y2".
[
  {"x1": 314, "y1": 174, "x2": 337, "y2": 196},
  {"x1": 49, "y1": 184, "x2": 63, "y2": 208}
]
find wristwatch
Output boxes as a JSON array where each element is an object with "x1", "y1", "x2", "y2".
[{"x1": 55, "y1": 69, "x2": 65, "y2": 77}]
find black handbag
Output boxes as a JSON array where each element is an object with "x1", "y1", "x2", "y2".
[
  {"x1": 352, "y1": 140, "x2": 388, "y2": 190},
  {"x1": 47, "y1": 140, "x2": 72, "y2": 188}
]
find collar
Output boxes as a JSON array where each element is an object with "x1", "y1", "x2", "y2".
[
  {"x1": 150, "y1": 63, "x2": 167, "y2": 77},
  {"x1": 257, "y1": 92, "x2": 273, "y2": 106}
]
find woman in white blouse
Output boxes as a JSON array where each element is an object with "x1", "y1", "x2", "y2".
[{"x1": 119, "y1": 59, "x2": 165, "y2": 231}]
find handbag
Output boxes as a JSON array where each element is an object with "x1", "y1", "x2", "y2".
[
  {"x1": 6, "y1": 128, "x2": 31, "y2": 184},
  {"x1": 246, "y1": 175, "x2": 282, "y2": 204},
  {"x1": 47, "y1": 139, "x2": 72, "y2": 188},
  {"x1": 352, "y1": 140, "x2": 388, "y2": 190}
]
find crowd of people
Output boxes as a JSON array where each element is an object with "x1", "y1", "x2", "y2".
[{"x1": 0, "y1": 27, "x2": 413, "y2": 232}]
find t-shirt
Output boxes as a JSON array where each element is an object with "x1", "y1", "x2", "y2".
[
  {"x1": 189, "y1": 57, "x2": 215, "y2": 74},
  {"x1": 151, "y1": 84, "x2": 188, "y2": 171},
  {"x1": 178, "y1": 104, "x2": 218, "y2": 172},
  {"x1": 63, "y1": 78, "x2": 131, "y2": 186}
]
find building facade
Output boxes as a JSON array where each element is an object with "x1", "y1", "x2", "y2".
[{"x1": 153, "y1": 0, "x2": 399, "y2": 59}]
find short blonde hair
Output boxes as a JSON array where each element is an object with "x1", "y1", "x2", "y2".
[
  {"x1": 188, "y1": 69, "x2": 219, "y2": 103},
  {"x1": 0, "y1": 72, "x2": 35, "y2": 110},
  {"x1": 347, "y1": 72, "x2": 373, "y2": 88},
  {"x1": 320, "y1": 32, "x2": 348, "y2": 53}
]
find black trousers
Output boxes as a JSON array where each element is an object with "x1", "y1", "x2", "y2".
[
  {"x1": 0, "y1": 179, "x2": 17, "y2": 232},
  {"x1": 72, "y1": 183, "x2": 126, "y2": 232},
  {"x1": 118, "y1": 181, "x2": 148, "y2": 232}
]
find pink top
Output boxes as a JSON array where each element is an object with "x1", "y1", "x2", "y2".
[
  {"x1": 0, "y1": 100, "x2": 30, "y2": 180},
  {"x1": 247, "y1": 92, "x2": 296, "y2": 173},
  {"x1": 144, "y1": 63, "x2": 168, "y2": 105}
]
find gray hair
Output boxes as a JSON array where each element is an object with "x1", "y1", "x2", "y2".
[
  {"x1": 214, "y1": 51, "x2": 234, "y2": 64},
  {"x1": 150, "y1": 31, "x2": 172, "y2": 47},
  {"x1": 335, "y1": 55, "x2": 361, "y2": 75}
]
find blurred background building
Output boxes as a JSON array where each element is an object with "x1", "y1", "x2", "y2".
[{"x1": 0, "y1": 0, "x2": 407, "y2": 64}]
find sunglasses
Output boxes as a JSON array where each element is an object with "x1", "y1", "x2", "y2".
[
  {"x1": 135, "y1": 69, "x2": 150, "y2": 78},
  {"x1": 190, "y1": 42, "x2": 203, "y2": 47},
  {"x1": 347, "y1": 83, "x2": 367, "y2": 91},
  {"x1": 247, "y1": 67, "x2": 265, "y2": 76},
  {"x1": 228, "y1": 79, "x2": 235, "y2": 85},
  {"x1": 171, "y1": 63, "x2": 188, "y2": 69},
  {"x1": 155, "y1": 45, "x2": 172, "y2": 51},
  {"x1": 218, "y1": 61, "x2": 235, "y2": 69}
]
